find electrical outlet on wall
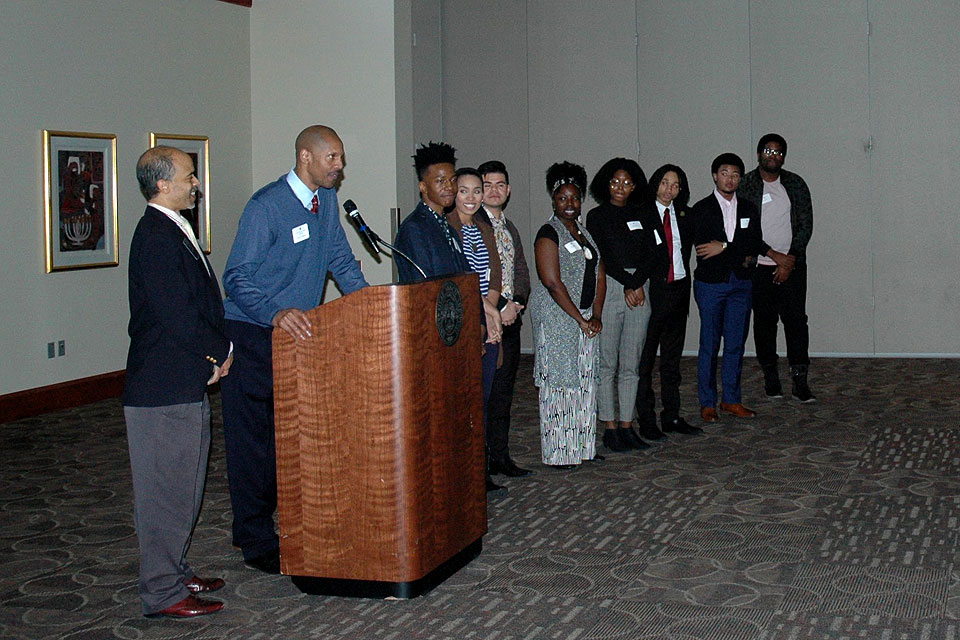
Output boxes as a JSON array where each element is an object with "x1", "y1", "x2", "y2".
[
  {"x1": 47, "y1": 342, "x2": 55, "y2": 359},
  {"x1": 58, "y1": 340, "x2": 65, "y2": 357}
]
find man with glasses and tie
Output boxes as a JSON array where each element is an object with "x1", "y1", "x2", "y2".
[
  {"x1": 220, "y1": 125, "x2": 368, "y2": 575},
  {"x1": 738, "y1": 134, "x2": 815, "y2": 402}
]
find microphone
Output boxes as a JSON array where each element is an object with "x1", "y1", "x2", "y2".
[{"x1": 343, "y1": 199, "x2": 381, "y2": 255}]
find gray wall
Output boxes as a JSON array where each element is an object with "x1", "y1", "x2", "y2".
[
  {"x1": 0, "y1": 0, "x2": 252, "y2": 395},
  {"x1": 440, "y1": 0, "x2": 960, "y2": 356},
  {"x1": 249, "y1": 0, "x2": 400, "y2": 293}
]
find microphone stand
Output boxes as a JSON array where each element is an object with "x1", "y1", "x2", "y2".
[{"x1": 362, "y1": 228, "x2": 427, "y2": 280}]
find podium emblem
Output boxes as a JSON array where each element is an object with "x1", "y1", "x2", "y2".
[{"x1": 435, "y1": 280, "x2": 464, "y2": 346}]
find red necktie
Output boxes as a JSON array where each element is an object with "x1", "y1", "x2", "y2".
[
  {"x1": 310, "y1": 195, "x2": 319, "y2": 214},
  {"x1": 663, "y1": 207, "x2": 675, "y2": 283}
]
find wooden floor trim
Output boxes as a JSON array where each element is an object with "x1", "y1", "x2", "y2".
[{"x1": 0, "y1": 371, "x2": 125, "y2": 424}]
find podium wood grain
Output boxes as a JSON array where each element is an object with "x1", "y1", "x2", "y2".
[{"x1": 273, "y1": 275, "x2": 486, "y2": 584}]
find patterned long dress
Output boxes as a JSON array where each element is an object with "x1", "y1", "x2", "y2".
[{"x1": 528, "y1": 216, "x2": 601, "y2": 465}]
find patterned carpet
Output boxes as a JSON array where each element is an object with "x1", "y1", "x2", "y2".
[{"x1": 2, "y1": 356, "x2": 959, "y2": 639}]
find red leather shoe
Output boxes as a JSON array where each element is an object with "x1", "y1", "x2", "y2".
[
  {"x1": 719, "y1": 402, "x2": 757, "y2": 418},
  {"x1": 185, "y1": 576, "x2": 225, "y2": 594},
  {"x1": 145, "y1": 594, "x2": 224, "y2": 619},
  {"x1": 700, "y1": 407, "x2": 719, "y2": 423}
]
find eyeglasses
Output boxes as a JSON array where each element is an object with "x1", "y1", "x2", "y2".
[
  {"x1": 609, "y1": 178, "x2": 634, "y2": 188},
  {"x1": 762, "y1": 148, "x2": 784, "y2": 158}
]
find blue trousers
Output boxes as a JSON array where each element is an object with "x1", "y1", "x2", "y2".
[
  {"x1": 694, "y1": 274, "x2": 753, "y2": 407},
  {"x1": 220, "y1": 319, "x2": 278, "y2": 560}
]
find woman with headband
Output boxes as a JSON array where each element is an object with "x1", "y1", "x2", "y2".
[
  {"x1": 585, "y1": 158, "x2": 653, "y2": 453},
  {"x1": 529, "y1": 161, "x2": 607, "y2": 469}
]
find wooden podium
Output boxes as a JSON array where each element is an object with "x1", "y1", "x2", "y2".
[{"x1": 272, "y1": 274, "x2": 486, "y2": 598}]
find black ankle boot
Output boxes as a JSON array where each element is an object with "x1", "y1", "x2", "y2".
[
  {"x1": 762, "y1": 363, "x2": 783, "y2": 397},
  {"x1": 790, "y1": 364, "x2": 816, "y2": 403},
  {"x1": 602, "y1": 428, "x2": 629, "y2": 452}
]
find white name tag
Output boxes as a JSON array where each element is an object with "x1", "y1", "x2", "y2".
[
  {"x1": 485, "y1": 267, "x2": 491, "y2": 282},
  {"x1": 564, "y1": 240, "x2": 581, "y2": 253},
  {"x1": 292, "y1": 223, "x2": 310, "y2": 244},
  {"x1": 653, "y1": 230, "x2": 662, "y2": 245},
  {"x1": 627, "y1": 220, "x2": 643, "y2": 231},
  {"x1": 740, "y1": 218, "x2": 750, "y2": 229},
  {"x1": 761, "y1": 193, "x2": 773, "y2": 205}
]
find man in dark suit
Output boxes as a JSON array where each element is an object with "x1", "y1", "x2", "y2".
[
  {"x1": 393, "y1": 142, "x2": 504, "y2": 493},
  {"x1": 123, "y1": 146, "x2": 233, "y2": 618},
  {"x1": 692, "y1": 153, "x2": 788, "y2": 423},
  {"x1": 635, "y1": 164, "x2": 702, "y2": 438}
]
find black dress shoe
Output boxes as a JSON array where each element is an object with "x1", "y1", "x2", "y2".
[
  {"x1": 635, "y1": 423, "x2": 667, "y2": 442},
  {"x1": 244, "y1": 548, "x2": 281, "y2": 574},
  {"x1": 621, "y1": 427, "x2": 652, "y2": 449},
  {"x1": 486, "y1": 475, "x2": 508, "y2": 495},
  {"x1": 489, "y1": 456, "x2": 533, "y2": 477},
  {"x1": 548, "y1": 464, "x2": 577, "y2": 470},
  {"x1": 145, "y1": 594, "x2": 223, "y2": 619},
  {"x1": 662, "y1": 417, "x2": 703, "y2": 435},
  {"x1": 602, "y1": 428, "x2": 630, "y2": 452},
  {"x1": 585, "y1": 454, "x2": 605, "y2": 462}
]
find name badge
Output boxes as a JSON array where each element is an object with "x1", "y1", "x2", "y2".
[
  {"x1": 485, "y1": 267, "x2": 491, "y2": 282},
  {"x1": 761, "y1": 193, "x2": 773, "y2": 205},
  {"x1": 292, "y1": 223, "x2": 310, "y2": 243},
  {"x1": 740, "y1": 218, "x2": 750, "y2": 229},
  {"x1": 627, "y1": 220, "x2": 643, "y2": 231},
  {"x1": 564, "y1": 240, "x2": 580, "y2": 253},
  {"x1": 653, "y1": 230, "x2": 662, "y2": 245}
]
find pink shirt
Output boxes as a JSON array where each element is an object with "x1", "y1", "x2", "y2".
[{"x1": 713, "y1": 189, "x2": 738, "y2": 242}]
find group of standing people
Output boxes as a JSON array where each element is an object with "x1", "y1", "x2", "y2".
[
  {"x1": 394, "y1": 143, "x2": 534, "y2": 493},
  {"x1": 529, "y1": 135, "x2": 815, "y2": 468},
  {"x1": 120, "y1": 124, "x2": 815, "y2": 619}
]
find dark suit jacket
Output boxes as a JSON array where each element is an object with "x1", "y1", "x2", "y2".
[
  {"x1": 122, "y1": 206, "x2": 231, "y2": 407},
  {"x1": 640, "y1": 199, "x2": 695, "y2": 293},
  {"x1": 692, "y1": 193, "x2": 768, "y2": 284},
  {"x1": 393, "y1": 201, "x2": 471, "y2": 283}
]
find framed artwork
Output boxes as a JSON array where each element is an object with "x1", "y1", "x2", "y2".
[
  {"x1": 149, "y1": 133, "x2": 212, "y2": 254},
  {"x1": 42, "y1": 130, "x2": 119, "y2": 272}
]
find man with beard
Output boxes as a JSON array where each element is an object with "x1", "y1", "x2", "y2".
[
  {"x1": 220, "y1": 125, "x2": 368, "y2": 574},
  {"x1": 738, "y1": 134, "x2": 815, "y2": 402}
]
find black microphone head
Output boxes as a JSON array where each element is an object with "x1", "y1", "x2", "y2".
[{"x1": 342, "y1": 199, "x2": 358, "y2": 214}]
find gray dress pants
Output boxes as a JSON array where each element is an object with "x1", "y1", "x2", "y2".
[
  {"x1": 597, "y1": 276, "x2": 651, "y2": 422},
  {"x1": 124, "y1": 396, "x2": 210, "y2": 614}
]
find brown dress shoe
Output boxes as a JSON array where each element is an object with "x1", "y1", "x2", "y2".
[
  {"x1": 700, "y1": 407, "x2": 719, "y2": 423},
  {"x1": 145, "y1": 594, "x2": 224, "y2": 619},
  {"x1": 185, "y1": 576, "x2": 225, "y2": 593},
  {"x1": 719, "y1": 402, "x2": 757, "y2": 418}
]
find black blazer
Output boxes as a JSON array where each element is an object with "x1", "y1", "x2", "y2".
[
  {"x1": 122, "y1": 206, "x2": 231, "y2": 407},
  {"x1": 691, "y1": 193, "x2": 767, "y2": 284},
  {"x1": 640, "y1": 199, "x2": 695, "y2": 292}
]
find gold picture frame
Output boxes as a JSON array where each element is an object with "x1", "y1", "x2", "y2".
[
  {"x1": 149, "y1": 133, "x2": 212, "y2": 254},
  {"x1": 43, "y1": 129, "x2": 119, "y2": 272}
]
